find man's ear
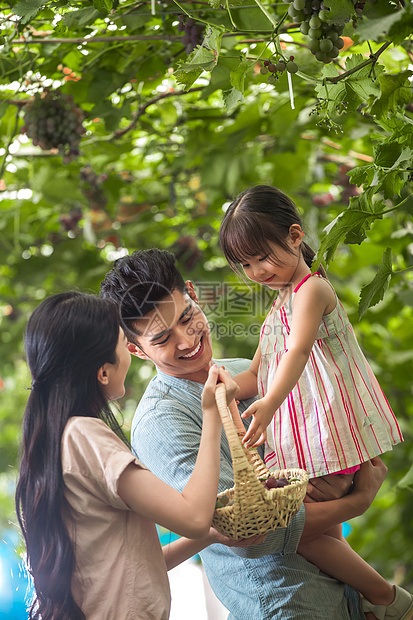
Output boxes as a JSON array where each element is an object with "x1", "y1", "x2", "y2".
[
  {"x1": 185, "y1": 280, "x2": 199, "y2": 304},
  {"x1": 127, "y1": 342, "x2": 149, "y2": 360},
  {"x1": 97, "y1": 364, "x2": 109, "y2": 387},
  {"x1": 289, "y1": 224, "x2": 305, "y2": 247}
]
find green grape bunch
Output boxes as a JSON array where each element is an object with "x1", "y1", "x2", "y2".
[
  {"x1": 21, "y1": 90, "x2": 85, "y2": 163},
  {"x1": 284, "y1": 0, "x2": 346, "y2": 64}
]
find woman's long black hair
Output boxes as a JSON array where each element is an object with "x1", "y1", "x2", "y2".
[
  {"x1": 15, "y1": 291, "x2": 125, "y2": 620},
  {"x1": 219, "y1": 185, "x2": 326, "y2": 277}
]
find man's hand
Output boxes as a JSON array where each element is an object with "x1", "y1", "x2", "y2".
[
  {"x1": 241, "y1": 397, "x2": 275, "y2": 448},
  {"x1": 352, "y1": 457, "x2": 387, "y2": 512},
  {"x1": 306, "y1": 472, "x2": 355, "y2": 502}
]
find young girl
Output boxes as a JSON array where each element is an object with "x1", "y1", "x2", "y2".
[
  {"x1": 219, "y1": 185, "x2": 412, "y2": 620},
  {"x1": 15, "y1": 291, "x2": 240, "y2": 620}
]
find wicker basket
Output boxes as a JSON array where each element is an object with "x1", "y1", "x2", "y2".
[{"x1": 212, "y1": 383, "x2": 309, "y2": 540}]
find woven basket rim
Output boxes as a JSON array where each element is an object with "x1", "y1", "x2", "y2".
[{"x1": 212, "y1": 384, "x2": 309, "y2": 538}]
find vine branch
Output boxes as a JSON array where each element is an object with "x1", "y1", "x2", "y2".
[
  {"x1": 328, "y1": 41, "x2": 392, "y2": 84},
  {"x1": 113, "y1": 87, "x2": 204, "y2": 139}
]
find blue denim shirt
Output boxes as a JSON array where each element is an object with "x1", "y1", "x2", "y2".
[{"x1": 131, "y1": 358, "x2": 363, "y2": 620}]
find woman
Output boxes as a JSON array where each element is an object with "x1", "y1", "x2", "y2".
[{"x1": 15, "y1": 291, "x2": 238, "y2": 620}]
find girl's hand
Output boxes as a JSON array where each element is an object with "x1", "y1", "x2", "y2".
[{"x1": 241, "y1": 397, "x2": 274, "y2": 448}]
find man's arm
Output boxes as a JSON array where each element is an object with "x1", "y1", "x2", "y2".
[{"x1": 301, "y1": 457, "x2": 387, "y2": 542}]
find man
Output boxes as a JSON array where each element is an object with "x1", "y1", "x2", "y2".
[{"x1": 100, "y1": 248, "x2": 386, "y2": 620}]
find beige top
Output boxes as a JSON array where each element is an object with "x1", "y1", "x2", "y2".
[{"x1": 61, "y1": 416, "x2": 171, "y2": 620}]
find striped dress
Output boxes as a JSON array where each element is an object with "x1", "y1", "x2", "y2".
[{"x1": 259, "y1": 273, "x2": 403, "y2": 478}]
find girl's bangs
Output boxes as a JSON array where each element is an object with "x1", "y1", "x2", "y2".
[{"x1": 221, "y1": 216, "x2": 275, "y2": 265}]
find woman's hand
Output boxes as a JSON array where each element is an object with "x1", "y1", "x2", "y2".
[
  {"x1": 201, "y1": 365, "x2": 240, "y2": 413},
  {"x1": 204, "y1": 527, "x2": 267, "y2": 548}
]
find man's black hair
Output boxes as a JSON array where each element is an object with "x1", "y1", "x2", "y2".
[{"x1": 100, "y1": 248, "x2": 186, "y2": 342}]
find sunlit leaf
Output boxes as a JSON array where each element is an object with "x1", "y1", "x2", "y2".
[{"x1": 358, "y1": 248, "x2": 392, "y2": 318}]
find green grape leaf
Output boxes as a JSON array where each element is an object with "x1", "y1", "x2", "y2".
[
  {"x1": 315, "y1": 65, "x2": 345, "y2": 115},
  {"x1": 370, "y1": 71, "x2": 413, "y2": 119},
  {"x1": 175, "y1": 68, "x2": 203, "y2": 90},
  {"x1": 398, "y1": 463, "x2": 413, "y2": 490},
  {"x1": 223, "y1": 86, "x2": 243, "y2": 111},
  {"x1": 175, "y1": 26, "x2": 223, "y2": 88},
  {"x1": 355, "y1": 6, "x2": 405, "y2": 42},
  {"x1": 374, "y1": 141, "x2": 403, "y2": 168},
  {"x1": 322, "y1": 0, "x2": 354, "y2": 24},
  {"x1": 388, "y1": 10, "x2": 413, "y2": 45},
  {"x1": 93, "y1": 0, "x2": 113, "y2": 14},
  {"x1": 0, "y1": 101, "x2": 9, "y2": 120},
  {"x1": 347, "y1": 165, "x2": 375, "y2": 188},
  {"x1": 63, "y1": 7, "x2": 101, "y2": 28},
  {"x1": 230, "y1": 58, "x2": 249, "y2": 94},
  {"x1": 13, "y1": 0, "x2": 44, "y2": 23},
  {"x1": 374, "y1": 146, "x2": 413, "y2": 198},
  {"x1": 358, "y1": 248, "x2": 392, "y2": 318},
  {"x1": 177, "y1": 26, "x2": 222, "y2": 73},
  {"x1": 343, "y1": 193, "x2": 384, "y2": 244},
  {"x1": 315, "y1": 191, "x2": 384, "y2": 264}
]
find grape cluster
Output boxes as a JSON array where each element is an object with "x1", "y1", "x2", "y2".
[
  {"x1": 22, "y1": 90, "x2": 85, "y2": 163},
  {"x1": 177, "y1": 16, "x2": 203, "y2": 55},
  {"x1": 80, "y1": 165, "x2": 108, "y2": 210},
  {"x1": 260, "y1": 56, "x2": 298, "y2": 84},
  {"x1": 60, "y1": 208, "x2": 83, "y2": 232},
  {"x1": 285, "y1": 0, "x2": 345, "y2": 64}
]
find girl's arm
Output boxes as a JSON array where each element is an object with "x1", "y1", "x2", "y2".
[
  {"x1": 118, "y1": 366, "x2": 239, "y2": 540},
  {"x1": 242, "y1": 277, "x2": 336, "y2": 447},
  {"x1": 233, "y1": 345, "x2": 260, "y2": 399}
]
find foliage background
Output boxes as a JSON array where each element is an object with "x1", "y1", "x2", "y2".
[{"x1": 0, "y1": 0, "x2": 412, "y2": 600}]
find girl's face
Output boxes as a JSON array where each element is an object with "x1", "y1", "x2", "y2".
[
  {"x1": 240, "y1": 228, "x2": 306, "y2": 290},
  {"x1": 100, "y1": 328, "x2": 131, "y2": 400}
]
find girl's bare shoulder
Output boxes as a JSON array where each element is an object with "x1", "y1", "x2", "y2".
[{"x1": 294, "y1": 274, "x2": 337, "y2": 315}]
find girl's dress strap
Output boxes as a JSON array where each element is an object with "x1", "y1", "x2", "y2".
[{"x1": 293, "y1": 272, "x2": 321, "y2": 293}]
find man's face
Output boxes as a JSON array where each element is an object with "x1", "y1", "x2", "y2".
[{"x1": 129, "y1": 283, "x2": 213, "y2": 384}]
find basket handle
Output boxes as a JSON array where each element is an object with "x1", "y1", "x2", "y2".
[
  {"x1": 215, "y1": 383, "x2": 253, "y2": 472},
  {"x1": 215, "y1": 383, "x2": 270, "y2": 479}
]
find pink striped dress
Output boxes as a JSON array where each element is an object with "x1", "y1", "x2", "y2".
[{"x1": 259, "y1": 274, "x2": 403, "y2": 478}]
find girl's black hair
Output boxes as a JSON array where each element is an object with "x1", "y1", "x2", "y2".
[
  {"x1": 219, "y1": 185, "x2": 326, "y2": 277},
  {"x1": 15, "y1": 291, "x2": 126, "y2": 620}
]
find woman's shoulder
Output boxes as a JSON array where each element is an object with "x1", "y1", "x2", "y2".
[
  {"x1": 62, "y1": 416, "x2": 125, "y2": 457},
  {"x1": 64, "y1": 416, "x2": 108, "y2": 438},
  {"x1": 62, "y1": 416, "x2": 134, "y2": 479}
]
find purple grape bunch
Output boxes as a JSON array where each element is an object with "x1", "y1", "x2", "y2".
[
  {"x1": 177, "y1": 15, "x2": 204, "y2": 55},
  {"x1": 260, "y1": 55, "x2": 298, "y2": 84},
  {"x1": 21, "y1": 89, "x2": 85, "y2": 163}
]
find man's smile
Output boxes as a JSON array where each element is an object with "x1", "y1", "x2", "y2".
[{"x1": 179, "y1": 337, "x2": 203, "y2": 360}]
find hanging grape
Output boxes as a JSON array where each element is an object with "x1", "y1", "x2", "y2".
[
  {"x1": 21, "y1": 89, "x2": 85, "y2": 163},
  {"x1": 177, "y1": 15, "x2": 204, "y2": 55},
  {"x1": 286, "y1": 0, "x2": 347, "y2": 64}
]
